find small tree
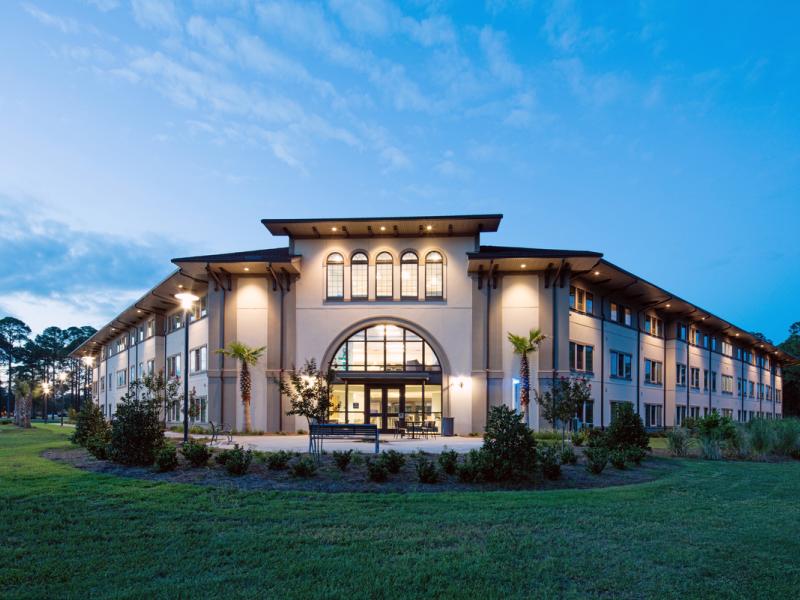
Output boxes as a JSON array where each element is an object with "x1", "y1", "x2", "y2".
[
  {"x1": 507, "y1": 329, "x2": 546, "y2": 424},
  {"x1": 535, "y1": 376, "x2": 591, "y2": 442},
  {"x1": 280, "y1": 359, "x2": 336, "y2": 429},
  {"x1": 605, "y1": 402, "x2": 649, "y2": 451},
  {"x1": 71, "y1": 397, "x2": 108, "y2": 447},
  {"x1": 216, "y1": 342, "x2": 266, "y2": 433},
  {"x1": 109, "y1": 381, "x2": 164, "y2": 466},
  {"x1": 480, "y1": 405, "x2": 537, "y2": 482},
  {"x1": 139, "y1": 371, "x2": 181, "y2": 429}
]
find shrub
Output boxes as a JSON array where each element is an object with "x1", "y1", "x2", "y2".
[
  {"x1": 539, "y1": 445, "x2": 561, "y2": 480},
  {"x1": 181, "y1": 440, "x2": 212, "y2": 467},
  {"x1": 290, "y1": 456, "x2": 317, "y2": 478},
  {"x1": 560, "y1": 444, "x2": 578, "y2": 465},
  {"x1": 0, "y1": 419, "x2": 11, "y2": 425},
  {"x1": 416, "y1": 458, "x2": 439, "y2": 483},
  {"x1": 438, "y1": 449, "x2": 459, "y2": 475},
  {"x1": 605, "y1": 403, "x2": 649, "y2": 451},
  {"x1": 366, "y1": 458, "x2": 388, "y2": 482},
  {"x1": 700, "y1": 437, "x2": 722, "y2": 461},
  {"x1": 667, "y1": 428, "x2": 692, "y2": 457},
  {"x1": 219, "y1": 445, "x2": 252, "y2": 475},
  {"x1": 748, "y1": 419, "x2": 775, "y2": 459},
  {"x1": 724, "y1": 425, "x2": 751, "y2": 459},
  {"x1": 155, "y1": 446, "x2": 178, "y2": 472},
  {"x1": 584, "y1": 446, "x2": 608, "y2": 474},
  {"x1": 774, "y1": 419, "x2": 800, "y2": 457},
  {"x1": 108, "y1": 396, "x2": 164, "y2": 466},
  {"x1": 456, "y1": 449, "x2": 486, "y2": 483},
  {"x1": 86, "y1": 430, "x2": 111, "y2": 460},
  {"x1": 696, "y1": 412, "x2": 736, "y2": 460},
  {"x1": 332, "y1": 449, "x2": 353, "y2": 471},
  {"x1": 266, "y1": 450, "x2": 293, "y2": 470},
  {"x1": 571, "y1": 430, "x2": 587, "y2": 447},
  {"x1": 586, "y1": 428, "x2": 608, "y2": 448},
  {"x1": 67, "y1": 407, "x2": 78, "y2": 422},
  {"x1": 609, "y1": 449, "x2": 627, "y2": 470},
  {"x1": 379, "y1": 450, "x2": 406, "y2": 474},
  {"x1": 70, "y1": 400, "x2": 108, "y2": 448},
  {"x1": 480, "y1": 405, "x2": 537, "y2": 482},
  {"x1": 625, "y1": 446, "x2": 646, "y2": 465}
]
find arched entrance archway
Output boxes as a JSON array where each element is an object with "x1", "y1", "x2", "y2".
[{"x1": 324, "y1": 322, "x2": 447, "y2": 432}]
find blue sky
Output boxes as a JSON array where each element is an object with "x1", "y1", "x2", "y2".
[{"x1": 0, "y1": 0, "x2": 798, "y2": 341}]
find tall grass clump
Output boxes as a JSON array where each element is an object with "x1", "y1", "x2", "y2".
[
  {"x1": 747, "y1": 419, "x2": 775, "y2": 460},
  {"x1": 667, "y1": 427, "x2": 692, "y2": 457},
  {"x1": 773, "y1": 419, "x2": 800, "y2": 457}
]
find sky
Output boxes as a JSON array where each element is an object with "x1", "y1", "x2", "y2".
[{"x1": 0, "y1": 0, "x2": 798, "y2": 342}]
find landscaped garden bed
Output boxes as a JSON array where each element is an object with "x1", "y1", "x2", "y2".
[{"x1": 44, "y1": 444, "x2": 677, "y2": 493}]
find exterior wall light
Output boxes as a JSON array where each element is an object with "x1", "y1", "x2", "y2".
[{"x1": 174, "y1": 291, "x2": 199, "y2": 442}]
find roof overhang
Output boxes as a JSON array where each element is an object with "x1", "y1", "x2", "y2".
[
  {"x1": 171, "y1": 247, "x2": 301, "y2": 278},
  {"x1": 467, "y1": 246, "x2": 603, "y2": 274},
  {"x1": 262, "y1": 214, "x2": 502, "y2": 239},
  {"x1": 69, "y1": 269, "x2": 206, "y2": 360}
]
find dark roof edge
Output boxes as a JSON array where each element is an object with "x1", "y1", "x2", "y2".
[
  {"x1": 171, "y1": 247, "x2": 295, "y2": 264},
  {"x1": 467, "y1": 245, "x2": 603, "y2": 259},
  {"x1": 261, "y1": 214, "x2": 503, "y2": 226}
]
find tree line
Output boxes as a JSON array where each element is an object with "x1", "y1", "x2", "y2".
[{"x1": 0, "y1": 316, "x2": 96, "y2": 419}]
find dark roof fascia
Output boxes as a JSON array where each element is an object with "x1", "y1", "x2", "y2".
[
  {"x1": 467, "y1": 245, "x2": 603, "y2": 260},
  {"x1": 171, "y1": 247, "x2": 296, "y2": 264}
]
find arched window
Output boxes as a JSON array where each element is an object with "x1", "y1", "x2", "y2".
[
  {"x1": 326, "y1": 252, "x2": 344, "y2": 299},
  {"x1": 425, "y1": 251, "x2": 444, "y2": 298},
  {"x1": 375, "y1": 252, "x2": 393, "y2": 298},
  {"x1": 400, "y1": 251, "x2": 418, "y2": 298},
  {"x1": 351, "y1": 252, "x2": 368, "y2": 299},
  {"x1": 331, "y1": 324, "x2": 440, "y2": 373}
]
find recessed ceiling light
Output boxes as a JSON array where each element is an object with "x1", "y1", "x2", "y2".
[
  {"x1": 735, "y1": 333, "x2": 740, "y2": 336},
  {"x1": 665, "y1": 304, "x2": 671, "y2": 308},
  {"x1": 426, "y1": 225, "x2": 433, "y2": 231},
  {"x1": 178, "y1": 284, "x2": 183, "y2": 288},
  {"x1": 520, "y1": 264, "x2": 527, "y2": 269},
  {"x1": 594, "y1": 271, "x2": 600, "y2": 275},
  {"x1": 379, "y1": 226, "x2": 386, "y2": 231},
  {"x1": 243, "y1": 267, "x2": 250, "y2": 271},
  {"x1": 331, "y1": 226, "x2": 337, "y2": 232},
  {"x1": 137, "y1": 310, "x2": 141, "y2": 313}
]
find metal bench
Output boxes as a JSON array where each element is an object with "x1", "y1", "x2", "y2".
[
  {"x1": 208, "y1": 421, "x2": 233, "y2": 446},
  {"x1": 309, "y1": 423, "x2": 379, "y2": 455}
]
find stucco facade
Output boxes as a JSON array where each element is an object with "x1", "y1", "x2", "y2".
[{"x1": 74, "y1": 214, "x2": 790, "y2": 434}]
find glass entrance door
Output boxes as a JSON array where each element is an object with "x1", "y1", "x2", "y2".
[{"x1": 367, "y1": 386, "x2": 402, "y2": 431}]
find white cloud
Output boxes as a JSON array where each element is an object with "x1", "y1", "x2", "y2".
[
  {"x1": 479, "y1": 26, "x2": 522, "y2": 87},
  {"x1": 131, "y1": 0, "x2": 181, "y2": 32},
  {"x1": 83, "y1": 0, "x2": 120, "y2": 11},
  {"x1": 328, "y1": 0, "x2": 393, "y2": 37},
  {"x1": 543, "y1": 0, "x2": 610, "y2": 53},
  {"x1": 22, "y1": 3, "x2": 81, "y2": 34},
  {"x1": 555, "y1": 57, "x2": 626, "y2": 106}
]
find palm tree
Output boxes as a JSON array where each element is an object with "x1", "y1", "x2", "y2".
[
  {"x1": 216, "y1": 342, "x2": 266, "y2": 433},
  {"x1": 507, "y1": 329, "x2": 546, "y2": 424}
]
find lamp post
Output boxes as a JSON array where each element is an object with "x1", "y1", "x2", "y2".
[
  {"x1": 81, "y1": 356, "x2": 95, "y2": 410},
  {"x1": 175, "y1": 292, "x2": 199, "y2": 443},
  {"x1": 58, "y1": 371, "x2": 67, "y2": 426},
  {"x1": 41, "y1": 381, "x2": 51, "y2": 423}
]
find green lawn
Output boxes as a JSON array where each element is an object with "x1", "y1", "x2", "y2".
[{"x1": 2, "y1": 425, "x2": 799, "y2": 599}]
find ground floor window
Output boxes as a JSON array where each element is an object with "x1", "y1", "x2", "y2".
[
  {"x1": 190, "y1": 395, "x2": 207, "y2": 424},
  {"x1": 645, "y1": 404, "x2": 662, "y2": 428},
  {"x1": 330, "y1": 383, "x2": 442, "y2": 431},
  {"x1": 610, "y1": 401, "x2": 630, "y2": 423},
  {"x1": 676, "y1": 405, "x2": 687, "y2": 426},
  {"x1": 574, "y1": 400, "x2": 594, "y2": 429}
]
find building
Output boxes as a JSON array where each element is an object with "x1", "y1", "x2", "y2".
[{"x1": 71, "y1": 214, "x2": 791, "y2": 434}]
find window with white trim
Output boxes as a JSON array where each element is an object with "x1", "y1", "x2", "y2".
[
  {"x1": 190, "y1": 346, "x2": 208, "y2": 373},
  {"x1": 326, "y1": 253, "x2": 344, "y2": 299},
  {"x1": 167, "y1": 354, "x2": 181, "y2": 379},
  {"x1": 569, "y1": 342, "x2": 594, "y2": 372},
  {"x1": 721, "y1": 375, "x2": 734, "y2": 394},
  {"x1": 645, "y1": 404, "x2": 662, "y2": 428},
  {"x1": 645, "y1": 315, "x2": 663, "y2": 337},
  {"x1": 400, "y1": 252, "x2": 418, "y2": 298},
  {"x1": 375, "y1": 252, "x2": 393, "y2": 298},
  {"x1": 609, "y1": 302, "x2": 632, "y2": 326},
  {"x1": 425, "y1": 251, "x2": 444, "y2": 298},
  {"x1": 351, "y1": 252, "x2": 368, "y2": 299},
  {"x1": 610, "y1": 351, "x2": 632, "y2": 380},
  {"x1": 116, "y1": 369, "x2": 126, "y2": 388},
  {"x1": 645, "y1": 359, "x2": 663, "y2": 385},
  {"x1": 676, "y1": 363, "x2": 686, "y2": 386},
  {"x1": 569, "y1": 285, "x2": 593, "y2": 315},
  {"x1": 690, "y1": 367, "x2": 700, "y2": 389}
]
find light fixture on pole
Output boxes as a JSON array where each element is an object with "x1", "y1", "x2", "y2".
[
  {"x1": 175, "y1": 292, "x2": 199, "y2": 443},
  {"x1": 58, "y1": 371, "x2": 67, "y2": 426},
  {"x1": 41, "y1": 381, "x2": 51, "y2": 422},
  {"x1": 81, "y1": 356, "x2": 95, "y2": 409}
]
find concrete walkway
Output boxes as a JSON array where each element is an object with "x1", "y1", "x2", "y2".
[{"x1": 166, "y1": 431, "x2": 484, "y2": 454}]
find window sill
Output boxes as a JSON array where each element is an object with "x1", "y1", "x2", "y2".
[{"x1": 609, "y1": 376, "x2": 632, "y2": 381}]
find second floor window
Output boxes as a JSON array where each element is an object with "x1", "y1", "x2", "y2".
[
  {"x1": 375, "y1": 252, "x2": 393, "y2": 298},
  {"x1": 117, "y1": 369, "x2": 126, "y2": 388},
  {"x1": 645, "y1": 359, "x2": 663, "y2": 385},
  {"x1": 569, "y1": 342, "x2": 594, "y2": 372},
  {"x1": 167, "y1": 354, "x2": 181, "y2": 379},
  {"x1": 569, "y1": 286, "x2": 593, "y2": 314},
  {"x1": 425, "y1": 251, "x2": 444, "y2": 298},
  {"x1": 400, "y1": 252, "x2": 418, "y2": 298},
  {"x1": 676, "y1": 323, "x2": 687, "y2": 341},
  {"x1": 610, "y1": 350, "x2": 632, "y2": 379},
  {"x1": 610, "y1": 302, "x2": 632, "y2": 326},
  {"x1": 190, "y1": 346, "x2": 208, "y2": 373},
  {"x1": 676, "y1": 363, "x2": 686, "y2": 386},
  {"x1": 690, "y1": 367, "x2": 700, "y2": 389},
  {"x1": 351, "y1": 252, "x2": 368, "y2": 298},
  {"x1": 326, "y1": 253, "x2": 344, "y2": 299},
  {"x1": 722, "y1": 375, "x2": 734, "y2": 394},
  {"x1": 645, "y1": 315, "x2": 663, "y2": 337}
]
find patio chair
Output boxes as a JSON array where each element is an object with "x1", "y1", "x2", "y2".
[{"x1": 394, "y1": 418, "x2": 407, "y2": 439}]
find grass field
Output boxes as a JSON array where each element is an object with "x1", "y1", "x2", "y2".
[{"x1": 2, "y1": 425, "x2": 799, "y2": 599}]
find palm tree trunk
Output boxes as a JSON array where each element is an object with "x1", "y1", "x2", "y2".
[
  {"x1": 241, "y1": 362, "x2": 252, "y2": 433},
  {"x1": 520, "y1": 353, "x2": 530, "y2": 424}
]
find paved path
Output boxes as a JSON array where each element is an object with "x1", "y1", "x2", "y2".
[{"x1": 166, "y1": 431, "x2": 484, "y2": 454}]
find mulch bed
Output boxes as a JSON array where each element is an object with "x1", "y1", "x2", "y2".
[{"x1": 44, "y1": 446, "x2": 679, "y2": 494}]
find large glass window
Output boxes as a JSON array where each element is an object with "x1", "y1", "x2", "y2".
[
  {"x1": 375, "y1": 252, "x2": 393, "y2": 298},
  {"x1": 333, "y1": 324, "x2": 441, "y2": 373},
  {"x1": 400, "y1": 252, "x2": 418, "y2": 298},
  {"x1": 425, "y1": 251, "x2": 444, "y2": 298},
  {"x1": 351, "y1": 252, "x2": 368, "y2": 298},
  {"x1": 326, "y1": 253, "x2": 344, "y2": 299}
]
